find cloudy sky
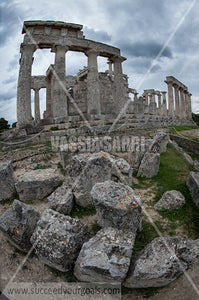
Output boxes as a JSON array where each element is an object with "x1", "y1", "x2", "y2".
[{"x1": 0, "y1": 0, "x2": 199, "y2": 124}]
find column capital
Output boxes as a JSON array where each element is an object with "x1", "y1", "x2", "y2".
[
  {"x1": 110, "y1": 56, "x2": 126, "y2": 63},
  {"x1": 85, "y1": 48, "x2": 100, "y2": 57},
  {"x1": 20, "y1": 43, "x2": 36, "y2": 54},
  {"x1": 52, "y1": 44, "x2": 70, "y2": 53}
]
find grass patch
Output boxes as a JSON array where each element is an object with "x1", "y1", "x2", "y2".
[
  {"x1": 136, "y1": 143, "x2": 199, "y2": 238},
  {"x1": 90, "y1": 220, "x2": 101, "y2": 234},
  {"x1": 69, "y1": 204, "x2": 96, "y2": 218},
  {"x1": 0, "y1": 198, "x2": 14, "y2": 206},
  {"x1": 133, "y1": 219, "x2": 159, "y2": 254},
  {"x1": 169, "y1": 125, "x2": 198, "y2": 134},
  {"x1": 50, "y1": 126, "x2": 59, "y2": 131}
]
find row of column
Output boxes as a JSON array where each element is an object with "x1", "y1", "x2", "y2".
[
  {"x1": 166, "y1": 81, "x2": 192, "y2": 119},
  {"x1": 17, "y1": 44, "x2": 125, "y2": 126}
]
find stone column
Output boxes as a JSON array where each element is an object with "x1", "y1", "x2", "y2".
[
  {"x1": 34, "y1": 88, "x2": 40, "y2": 121},
  {"x1": 134, "y1": 92, "x2": 138, "y2": 102},
  {"x1": 167, "y1": 82, "x2": 174, "y2": 116},
  {"x1": 184, "y1": 91, "x2": 189, "y2": 119},
  {"x1": 157, "y1": 92, "x2": 161, "y2": 108},
  {"x1": 161, "y1": 91, "x2": 167, "y2": 116},
  {"x1": 52, "y1": 45, "x2": 69, "y2": 121},
  {"x1": 112, "y1": 56, "x2": 126, "y2": 113},
  {"x1": 107, "y1": 59, "x2": 113, "y2": 75},
  {"x1": 188, "y1": 93, "x2": 192, "y2": 119},
  {"x1": 173, "y1": 84, "x2": 180, "y2": 117},
  {"x1": 85, "y1": 48, "x2": 101, "y2": 115},
  {"x1": 17, "y1": 44, "x2": 36, "y2": 127},
  {"x1": 179, "y1": 88, "x2": 185, "y2": 119},
  {"x1": 45, "y1": 65, "x2": 54, "y2": 119}
]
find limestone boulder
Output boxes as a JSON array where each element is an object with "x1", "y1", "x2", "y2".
[
  {"x1": 137, "y1": 152, "x2": 160, "y2": 178},
  {"x1": 149, "y1": 129, "x2": 169, "y2": 154},
  {"x1": 65, "y1": 152, "x2": 133, "y2": 206},
  {"x1": 0, "y1": 161, "x2": 16, "y2": 201},
  {"x1": 30, "y1": 209, "x2": 92, "y2": 272},
  {"x1": 124, "y1": 236, "x2": 199, "y2": 288},
  {"x1": 91, "y1": 180, "x2": 142, "y2": 233},
  {"x1": 48, "y1": 183, "x2": 74, "y2": 215},
  {"x1": 154, "y1": 190, "x2": 185, "y2": 211},
  {"x1": 74, "y1": 227, "x2": 135, "y2": 283},
  {"x1": 0, "y1": 200, "x2": 40, "y2": 252},
  {"x1": 15, "y1": 169, "x2": 61, "y2": 202},
  {"x1": 186, "y1": 172, "x2": 199, "y2": 207}
]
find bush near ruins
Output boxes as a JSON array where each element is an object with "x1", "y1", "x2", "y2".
[
  {"x1": 0, "y1": 118, "x2": 10, "y2": 132},
  {"x1": 192, "y1": 113, "x2": 199, "y2": 126}
]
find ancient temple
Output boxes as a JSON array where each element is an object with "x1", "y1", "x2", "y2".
[{"x1": 16, "y1": 21, "x2": 193, "y2": 128}]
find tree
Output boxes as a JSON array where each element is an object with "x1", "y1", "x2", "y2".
[{"x1": 0, "y1": 118, "x2": 10, "y2": 131}]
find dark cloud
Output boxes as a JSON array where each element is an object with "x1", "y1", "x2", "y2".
[
  {"x1": 0, "y1": 1, "x2": 22, "y2": 47},
  {"x1": 117, "y1": 40, "x2": 172, "y2": 59},
  {"x1": 84, "y1": 27, "x2": 111, "y2": 43},
  {"x1": 125, "y1": 57, "x2": 161, "y2": 74}
]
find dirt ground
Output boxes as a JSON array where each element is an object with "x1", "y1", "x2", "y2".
[{"x1": 0, "y1": 133, "x2": 199, "y2": 300}]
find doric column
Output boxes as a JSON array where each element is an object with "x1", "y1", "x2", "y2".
[
  {"x1": 107, "y1": 59, "x2": 113, "y2": 75},
  {"x1": 112, "y1": 56, "x2": 126, "y2": 113},
  {"x1": 151, "y1": 92, "x2": 156, "y2": 103},
  {"x1": 52, "y1": 45, "x2": 69, "y2": 121},
  {"x1": 188, "y1": 92, "x2": 192, "y2": 119},
  {"x1": 134, "y1": 92, "x2": 138, "y2": 102},
  {"x1": 85, "y1": 48, "x2": 101, "y2": 115},
  {"x1": 173, "y1": 84, "x2": 180, "y2": 117},
  {"x1": 149, "y1": 94, "x2": 153, "y2": 104},
  {"x1": 167, "y1": 82, "x2": 174, "y2": 116},
  {"x1": 157, "y1": 92, "x2": 161, "y2": 108},
  {"x1": 179, "y1": 88, "x2": 185, "y2": 119},
  {"x1": 161, "y1": 91, "x2": 167, "y2": 116},
  {"x1": 34, "y1": 88, "x2": 40, "y2": 121},
  {"x1": 144, "y1": 93, "x2": 148, "y2": 105},
  {"x1": 45, "y1": 65, "x2": 54, "y2": 119},
  {"x1": 17, "y1": 44, "x2": 36, "y2": 127}
]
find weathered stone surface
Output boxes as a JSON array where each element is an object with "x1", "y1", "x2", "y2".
[
  {"x1": 47, "y1": 183, "x2": 74, "y2": 215},
  {"x1": 0, "y1": 200, "x2": 40, "y2": 252},
  {"x1": 154, "y1": 190, "x2": 185, "y2": 211},
  {"x1": 186, "y1": 172, "x2": 199, "y2": 207},
  {"x1": 111, "y1": 157, "x2": 133, "y2": 185},
  {"x1": 0, "y1": 161, "x2": 16, "y2": 201},
  {"x1": 65, "y1": 152, "x2": 133, "y2": 206},
  {"x1": 30, "y1": 209, "x2": 92, "y2": 272},
  {"x1": 124, "y1": 236, "x2": 199, "y2": 288},
  {"x1": 74, "y1": 227, "x2": 135, "y2": 283},
  {"x1": 149, "y1": 129, "x2": 169, "y2": 154},
  {"x1": 15, "y1": 169, "x2": 61, "y2": 202},
  {"x1": 91, "y1": 180, "x2": 142, "y2": 233},
  {"x1": 137, "y1": 152, "x2": 160, "y2": 178}
]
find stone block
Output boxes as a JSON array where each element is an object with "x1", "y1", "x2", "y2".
[
  {"x1": 91, "y1": 180, "x2": 142, "y2": 233},
  {"x1": 124, "y1": 236, "x2": 199, "y2": 288},
  {"x1": 0, "y1": 200, "x2": 40, "y2": 252},
  {"x1": 186, "y1": 172, "x2": 199, "y2": 207},
  {"x1": 15, "y1": 169, "x2": 61, "y2": 202},
  {"x1": 48, "y1": 183, "x2": 74, "y2": 215},
  {"x1": 30, "y1": 209, "x2": 92, "y2": 272},
  {"x1": 74, "y1": 227, "x2": 135, "y2": 283},
  {"x1": 0, "y1": 161, "x2": 16, "y2": 201},
  {"x1": 154, "y1": 190, "x2": 185, "y2": 210}
]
